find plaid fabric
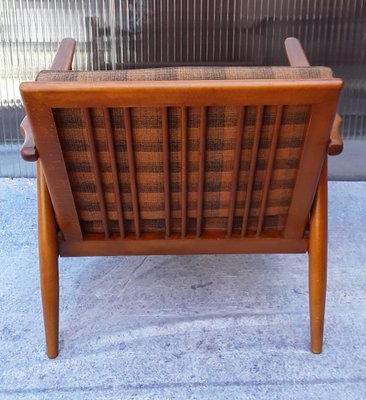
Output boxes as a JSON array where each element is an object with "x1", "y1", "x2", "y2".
[
  {"x1": 37, "y1": 66, "x2": 333, "y2": 82},
  {"x1": 43, "y1": 66, "x2": 319, "y2": 236}
]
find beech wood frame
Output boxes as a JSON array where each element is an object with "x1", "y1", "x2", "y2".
[{"x1": 20, "y1": 37, "x2": 343, "y2": 358}]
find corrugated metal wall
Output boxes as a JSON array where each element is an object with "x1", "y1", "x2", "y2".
[{"x1": 1, "y1": 0, "x2": 365, "y2": 177}]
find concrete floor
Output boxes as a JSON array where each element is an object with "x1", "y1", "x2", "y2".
[
  {"x1": 0, "y1": 179, "x2": 366, "y2": 399},
  {"x1": 328, "y1": 140, "x2": 366, "y2": 181}
]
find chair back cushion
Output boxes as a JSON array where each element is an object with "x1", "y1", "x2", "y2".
[{"x1": 21, "y1": 66, "x2": 341, "y2": 242}]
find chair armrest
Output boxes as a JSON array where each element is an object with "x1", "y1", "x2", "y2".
[
  {"x1": 285, "y1": 37, "x2": 343, "y2": 156},
  {"x1": 284, "y1": 37, "x2": 310, "y2": 67},
  {"x1": 51, "y1": 38, "x2": 77, "y2": 70},
  {"x1": 328, "y1": 113, "x2": 343, "y2": 155},
  {"x1": 20, "y1": 38, "x2": 77, "y2": 161},
  {"x1": 20, "y1": 117, "x2": 38, "y2": 161}
]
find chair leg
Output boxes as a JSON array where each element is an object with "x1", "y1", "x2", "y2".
[
  {"x1": 37, "y1": 161, "x2": 59, "y2": 358},
  {"x1": 308, "y1": 157, "x2": 328, "y2": 354}
]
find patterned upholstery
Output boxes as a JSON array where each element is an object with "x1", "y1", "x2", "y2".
[
  {"x1": 37, "y1": 66, "x2": 331, "y2": 236},
  {"x1": 37, "y1": 66, "x2": 333, "y2": 81}
]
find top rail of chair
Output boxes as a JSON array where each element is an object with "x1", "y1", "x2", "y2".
[{"x1": 20, "y1": 78, "x2": 343, "y2": 108}]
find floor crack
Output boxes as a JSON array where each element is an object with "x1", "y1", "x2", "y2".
[{"x1": 120, "y1": 256, "x2": 148, "y2": 293}]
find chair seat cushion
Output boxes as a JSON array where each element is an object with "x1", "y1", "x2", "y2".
[{"x1": 37, "y1": 66, "x2": 333, "y2": 82}]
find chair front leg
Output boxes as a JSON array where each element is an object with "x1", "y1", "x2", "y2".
[
  {"x1": 308, "y1": 157, "x2": 328, "y2": 353},
  {"x1": 37, "y1": 161, "x2": 59, "y2": 358}
]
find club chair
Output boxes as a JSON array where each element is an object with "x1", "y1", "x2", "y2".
[{"x1": 20, "y1": 37, "x2": 343, "y2": 358}]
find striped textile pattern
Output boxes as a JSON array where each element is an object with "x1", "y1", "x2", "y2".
[{"x1": 37, "y1": 66, "x2": 333, "y2": 81}]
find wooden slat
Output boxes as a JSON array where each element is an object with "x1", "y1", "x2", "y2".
[
  {"x1": 256, "y1": 105, "x2": 283, "y2": 237},
  {"x1": 227, "y1": 106, "x2": 245, "y2": 237},
  {"x1": 181, "y1": 106, "x2": 188, "y2": 238},
  {"x1": 196, "y1": 106, "x2": 207, "y2": 237},
  {"x1": 162, "y1": 107, "x2": 171, "y2": 237},
  {"x1": 103, "y1": 107, "x2": 125, "y2": 238},
  {"x1": 241, "y1": 105, "x2": 264, "y2": 236},
  {"x1": 123, "y1": 107, "x2": 141, "y2": 238},
  {"x1": 59, "y1": 234, "x2": 309, "y2": 257},
  {"x1": 81, "y1": 108, "x2": 110, "y2": 238}
]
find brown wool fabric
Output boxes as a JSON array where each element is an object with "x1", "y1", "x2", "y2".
[
  {"x1": 37, "y1": 66, "x2": 333, "y2": 82},
  {"x1": 39, "y1": 66, "x2": 322, "y2": 235}
]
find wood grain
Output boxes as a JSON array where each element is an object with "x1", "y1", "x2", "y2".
[
  {"x1": 196, "y1": 106, "x2": 207, "y2": 237},
  {"x1": 242, "y1": 106, "x2": 263, "y2": 236},
  {"x1": 227, "y1": 106, "x2": 245, "y2": 237},
  {"x1": 181, "y1": 106, "x2": 188, "y2": 238},
  {"x1": 162, "y1": 107, "x2": 171, "y2": 237},
  {"x1": 124, "y1": 107, "x2": 141, "y2": 237},
  {"x1": 309, "y1": 157, "x2": 328, "y2": 353},
  {"x1": 37, "y1": 162, "x2": 59, "y2": 358},
  {"x1": 103, "y1": 107, "x2": 125, "y2": 237}
]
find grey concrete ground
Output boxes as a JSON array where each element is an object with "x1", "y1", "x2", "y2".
[
  {"x1": 328, "y1": 140, "x2": 366, "y2": 181},
  {"x1": 0, "y1": 179, "x2": 366, "y2": 399}
]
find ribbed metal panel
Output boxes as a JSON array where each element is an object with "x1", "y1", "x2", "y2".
[{"x1": 1, "y1": 0, "x2": 365, "y2": 177}]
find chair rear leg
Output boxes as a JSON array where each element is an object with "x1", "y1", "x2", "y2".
[
  {"x1": 37, "y1": 162, "x2": 59, "y2": 358},
  {"x1": 308, "y1": 158, "x2": 328, "y2": 354}
]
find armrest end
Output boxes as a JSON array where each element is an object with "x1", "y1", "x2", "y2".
[
  {"x1": 284, "y1": 37, "x2": 310, "y2": 67},
  {"x1": 20, "y1": 117, "x2": 39, "y2": 161},
  {"x1": 19, "y1": 38, "x2": 77, "y2": 162},
  {"x1": 51, "y1": 38, "x2": 76, "y2": 70},
  {"x1": 328, "y1": 113, "x2": 344, "y2": 156}
]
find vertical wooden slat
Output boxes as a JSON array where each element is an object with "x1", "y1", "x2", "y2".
[
  {"x1": 256, "y1": 105, "x2": 283, "y2": 237},
  {"x1": 162, "y1": 107, "x2": 171, "y2": 237},
  {"x1": 241, "y1": 105, "x2": 264, "y2": 236},
  {"x1": 81, "y1": 108, "x2": 110, "y2": 238},
  {"x1": 103, "y1": 107, "x2": 125, "y2": 238},
  {"x1": 196, "y1": 106, "x2": 207, "y2": 237},
  {"x1": 181, "y1": 106, "x2": 188, "y2": 238},
  {"x1": 227, "y1": 106, "x2": 245, "y2": 237},
  {"x1": 123, "y1": 107, "x2": 140, "y2": 238}
]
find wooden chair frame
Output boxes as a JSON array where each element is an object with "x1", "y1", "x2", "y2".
[{"x1": 20, "y1": 38, "x2": 343, "y2": 358}]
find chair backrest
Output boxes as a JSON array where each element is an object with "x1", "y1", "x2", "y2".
[{"x1": 20, "y1": 66, "x2": 342, "y2": 244}]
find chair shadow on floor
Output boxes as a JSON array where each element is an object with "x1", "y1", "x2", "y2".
[{"x1": 59, "y1": 253, "x2": 309, "y2": 356}]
